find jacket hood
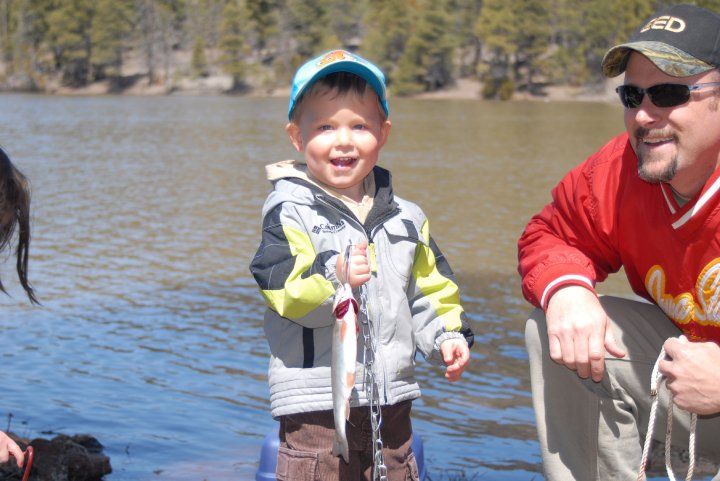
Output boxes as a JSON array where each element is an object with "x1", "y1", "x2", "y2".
[
  {"x1": 261, "y1": 160, "x2": 398, "y2": 227},
  {"x1": 262, "y1": 160, "x2": 317, "y2": 217}
]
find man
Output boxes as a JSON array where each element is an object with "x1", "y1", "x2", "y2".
[{"x1": 518, "y1": 4, "x2": 720, "y2": 480}]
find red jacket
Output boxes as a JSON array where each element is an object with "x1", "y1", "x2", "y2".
[{"x1": 518, "y1": 132, "x2": 720, "y2": 343}]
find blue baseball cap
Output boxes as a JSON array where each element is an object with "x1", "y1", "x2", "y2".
[{"x1": 288, "y1": 49, "x2": 389, "y2": 120}]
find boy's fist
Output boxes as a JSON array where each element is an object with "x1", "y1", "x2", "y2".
[
  {"x1": 440, "y1": 339, "x2": 470, "y2": 382},
  {"x1": 336, "y1": 241, "x2": 371, "y2": 289}
]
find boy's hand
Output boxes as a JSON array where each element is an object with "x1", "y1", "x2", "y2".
[
  {"x1": 0, "y1": 431, "x2": 24, "y2": 467},
  {"x1": 441, "y1": 339, "x2": 470, "y2": 382},
  {"x1": 336, "y1": 241, "x2": 371, "y2": 289}
]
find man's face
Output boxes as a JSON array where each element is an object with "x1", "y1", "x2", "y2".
[{"x1": 623, "y1": 53, "x2": 720, "y2": 197}]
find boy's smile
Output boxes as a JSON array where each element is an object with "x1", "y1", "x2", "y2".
[{"x1": 287, "y1": 87, "x2": 391, "y2": 202}]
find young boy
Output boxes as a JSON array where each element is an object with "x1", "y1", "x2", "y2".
[{"x1": 250, "y1": 49, "x2": 474, "y2": 480}]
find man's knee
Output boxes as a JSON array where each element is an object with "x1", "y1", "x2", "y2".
[{"x1": 525, "y1": 308, "x2": 547, "y2": 358}]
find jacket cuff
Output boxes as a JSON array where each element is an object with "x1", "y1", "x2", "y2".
[
  {"x1": 429, "y1": 331, "x2": 466, "y2": 365},
  {"x1": 540, "y1": 274, "x2": 596, "y2": 310}
]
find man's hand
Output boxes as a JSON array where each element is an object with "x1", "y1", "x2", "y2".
[
  {"x1": 440, "y1": 339, "x2": 470, "y2": 382},
  {"x1": 545, "y1": 285, "x2": 626, "y2": 382},
  {"x1": 660, "y1": 337, "x2": 720, "y2": 415},
  {"x1": 0, "y1": 431, "x2": 24, "y2": 467},
  {"x1": 336, "y1": 241, "x2": 371, "y2": 289}
]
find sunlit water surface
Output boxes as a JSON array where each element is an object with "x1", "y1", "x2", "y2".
[{"x1": 0, "y1": 93, "x2": 635, "y2": 480}]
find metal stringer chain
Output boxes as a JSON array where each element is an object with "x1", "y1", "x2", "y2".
[{"x1": 359, "y1": 282, "x2": 388, "y2": 481}]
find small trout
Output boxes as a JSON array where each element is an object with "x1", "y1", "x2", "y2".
[{"x1": 331, "y1": 283, "x2": 358, "y2": 463}]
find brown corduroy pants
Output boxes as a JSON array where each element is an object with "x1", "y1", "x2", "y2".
[{"x1": 276, "y1": 400, "x2": 419, "y2": 481}]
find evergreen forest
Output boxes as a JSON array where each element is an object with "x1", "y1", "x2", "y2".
[{"x1": 1, "y1": 0, "x2": 718, "y2": 98}]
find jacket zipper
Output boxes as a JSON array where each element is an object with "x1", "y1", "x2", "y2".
[{"x1": 316, "y1": 195, "x2": 395, "y2": 404}]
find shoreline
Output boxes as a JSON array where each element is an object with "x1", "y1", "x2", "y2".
[{"x1": 0, "y1": 75, "x2": 622, "y2": 104}]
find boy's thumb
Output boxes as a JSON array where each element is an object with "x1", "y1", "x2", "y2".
[{"x1": 441, "y1": 344, "x2": 453, "y2": 364}]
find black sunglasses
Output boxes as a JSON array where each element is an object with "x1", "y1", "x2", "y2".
[{"x1": 616, "y1": 82, "x2": 720, "y2": 108}]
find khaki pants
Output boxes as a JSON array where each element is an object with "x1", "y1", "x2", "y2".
[
  {"x1": 277, "y1": 400, "x2": 419, "y2": 481},
  {"x1": 526, "y1": 296, "x2": 720, "y2": 481}
]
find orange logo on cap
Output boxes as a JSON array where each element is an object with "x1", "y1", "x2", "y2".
[{"x1": 317, "y1": 50, "x2": 354, "y2": 67}]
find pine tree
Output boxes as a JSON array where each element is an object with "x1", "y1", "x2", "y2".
[
  {"x1": 245, "y1": 0, "x2": 278, "y2": 53},
  {"x1": 362, "y1": 0, "x2": 414, "y2": 81},
  {"x1": 581, "y1": 0, "x2": 654, "y2": 81},
  {"x1": 191, "y1": 35, "x2": 209, "y2": 77},
  {"x1": 475, "y1": 0, "x2": 552, "y2": 98},
  {"x1": 0, "y1": 1, "x2": 12, "y2": 66},
  {"x1": 475, "y1": 0, "x2": 517, "y2": 95},
  {"x1": 283, "y1": 0, "x2": 339, "y2": 67},
  {"x1": 218, "y1": 0, "x2": 249, "y2": 91},
  {"x1": 5, "y1": 0, "x2": 53, "y2": 88},
  {"x1": 394, "y1": 0, "x2": 454, "y2": 95},
  {"x1": 45, "y1": 0, "x2": 95, "y2": 87},
  {"x1": 543, "y1": 0, "x2": 590, "y2": 86},
  {"x1": 136, "y1": 0, "x2": 183, "y2": 85},
  {"x1": 513, "y1": 0, "x2": 551, "y2": 93},
  {"x1": 185, "y1": 0, "x2": 225, "y2": 53},
  {"x1": 326, "y1": 0, "x2": 366, "y2": 49},
  {"x1": 448, "y1": 0, "x2": 483, "y2": 77},
  {"x1": 90, "y1": 0, "x2": 135, "y2": 83}
]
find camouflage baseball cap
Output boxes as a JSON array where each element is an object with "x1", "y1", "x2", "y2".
[{"x1": 602, "y1": 4, "x2": 720, "y2": 78}]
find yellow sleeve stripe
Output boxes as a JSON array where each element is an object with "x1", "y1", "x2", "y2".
[
  {"x1": 261, "y1": 224, "x2": 335, "y2": 319},
  {"x1": 412, "y1": 220, "x2": 463, "y2": 332}
]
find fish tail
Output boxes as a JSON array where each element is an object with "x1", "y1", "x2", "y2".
[{"x1": 332, "y1": 437, "x2": 350, "y2": 464}]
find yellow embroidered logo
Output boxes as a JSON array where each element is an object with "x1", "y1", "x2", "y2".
[
  {"x1": 640, "y1": 15, "x2": 686, "y2": 33},
  {"x1": 645, "y1": 259, "x2": 720, "y2": 326},
  {"x1": 317, "y1": 50, "x2": 353, "y2": 67}
]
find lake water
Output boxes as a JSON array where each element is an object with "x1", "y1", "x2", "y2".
[{"x1": 0, "y1": 93, "x2": 635, "y2": 480}]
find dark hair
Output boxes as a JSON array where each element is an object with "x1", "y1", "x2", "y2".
[
  {"x1": 290, "y1": 71, "x2": 376, "y2": 122},
  {"x1": 0, "y1": 147, "x2": 37, "y2": 304}
]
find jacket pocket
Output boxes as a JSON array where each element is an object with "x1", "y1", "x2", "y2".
[
  {"x1": 276, "y1": 446, "x2": 318, "y2": 481},
  {"x1": 406, "y1": 452, "x2": 420, "y2": 481}
]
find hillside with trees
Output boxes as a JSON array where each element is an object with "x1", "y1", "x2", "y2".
[{"x1": 0, "y1": 0, "x2": 718, "y2": 98}]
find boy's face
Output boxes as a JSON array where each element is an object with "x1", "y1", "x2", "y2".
[{"x1": 286, "y1": 87, "x2": 391, "y2": 199}]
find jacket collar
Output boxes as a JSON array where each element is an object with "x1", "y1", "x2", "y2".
[{"x1": 281, "y1": 166, "x2": 400, "y2": 233}]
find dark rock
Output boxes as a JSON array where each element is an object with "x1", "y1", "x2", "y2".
[
  {"x1": 0, "y1": 433, "x2": 111, "y2": 481},
  {"x1": 646, "y1": 439, "x2": 719, "y2": 478}
]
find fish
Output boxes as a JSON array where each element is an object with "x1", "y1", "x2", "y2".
[{"x1": 331, "y1": 282, "x2": 358, "y2": 464}]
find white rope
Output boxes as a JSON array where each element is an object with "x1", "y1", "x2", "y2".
[{"x1": 637, "y1": 346, "x2": 697, "y2": 481}]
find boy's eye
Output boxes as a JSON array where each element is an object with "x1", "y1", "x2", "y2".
[
  {"x1": 353, "y1": 124, "x2": 367, "y2": 130},
  {"x1": 319, "y1": 125, "x2": 333, "y2": 131}
]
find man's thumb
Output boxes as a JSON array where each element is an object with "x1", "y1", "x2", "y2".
[{"x1": 604, "y1": 325, "x2": 626, "y2": 358}]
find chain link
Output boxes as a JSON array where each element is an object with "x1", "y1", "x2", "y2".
[{"x1": 359, "y1": 283, "x2": 387, "y2": 481}]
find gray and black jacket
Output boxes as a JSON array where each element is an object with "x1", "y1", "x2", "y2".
[{"x1": 250, "y1": 163, "x2": 474, "y2": 417}]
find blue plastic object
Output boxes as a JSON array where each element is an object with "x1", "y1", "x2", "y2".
[
  {"x1": 256, "y1": 431, "x2": 280, "y2": 481},
  {"x1": 256, "y1": 428, "x2": 426, "y2": 480}
]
